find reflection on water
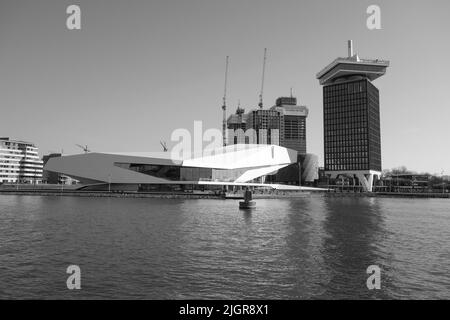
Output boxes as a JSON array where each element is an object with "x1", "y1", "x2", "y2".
[
  {"x1": 0, "y1": 195, "x2": 449, "y2": 299},
  {"x1": 319, "y1": 197, "x2": 389, "y2": 299}
]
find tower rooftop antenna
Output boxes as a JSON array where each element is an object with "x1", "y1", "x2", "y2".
[
  {"x1": 348, "y1": 40, "x2": 353, "y2": 57},
  {"x1": 258, "y1": 48, "x2": 267, "y2": 109}
]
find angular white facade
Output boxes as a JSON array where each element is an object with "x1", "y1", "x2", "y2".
[{"x1": 44, "y1": 144, "x2": 298, "y2": 189}]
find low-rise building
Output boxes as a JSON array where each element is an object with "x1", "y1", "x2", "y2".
[
  {"x1": 44, "y1": 144, "x2": 310, "y2": 191},
  {"x1": 0, "y1": 137, "x2": 43, "y2": 184}
]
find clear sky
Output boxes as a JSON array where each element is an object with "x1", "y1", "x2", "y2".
[{"x1": 1, "y1": 0, "x2": 449, "y2": 174}]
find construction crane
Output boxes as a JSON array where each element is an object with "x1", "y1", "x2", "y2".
[
  {"x1": 222, "y1": 56, "x2": 229, "y2": 147},
  {"x1": 160, "y1": 141, "x2": 168, "y2": 152},
  {"x1": 258, "y1": 48, "x2": 267, "y2": 109},
  {"x1": 236, "y1": 99, "x2": 244, "y2": 115},
  {"x1": 76, "y1": 144, "x2": 90, "y2": 153}
]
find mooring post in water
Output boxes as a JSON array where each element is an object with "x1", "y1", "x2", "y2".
[
  {"x1": 239, "y1": 188, "x2": 256, "y2": 209},
  {"x1": 244, "y1": 189, "x2": 252, "y2": 201}
]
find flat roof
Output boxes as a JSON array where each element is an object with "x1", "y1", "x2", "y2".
[
  {"x1": 316, "y1": 55, "x2": 390, "y2": 85},
  {"x1": 0, "y1": 137, "x2": 36, "y2": 146}
]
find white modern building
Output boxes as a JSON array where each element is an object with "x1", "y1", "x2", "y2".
[
  {"x1": 44, "y1": 144, "x2": 322, "y2": 191},
  {"x1": 0, "y1": 137, "x2": 43, "y2": 184}
]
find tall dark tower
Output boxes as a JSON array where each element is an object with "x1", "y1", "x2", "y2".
[{"x1": 316, "y1": 40, "x2": 389, "y2": 192}]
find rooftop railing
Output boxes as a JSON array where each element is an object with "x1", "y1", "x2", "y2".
[{"x1": 317, "y1": 56, "x2": 390, "y2": 78}]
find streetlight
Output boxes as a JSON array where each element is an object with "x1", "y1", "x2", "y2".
[
  {"x1": 298, "y1": 161, "x2": 302, "y2": 188},
  {"x1": 33, "y1": 168, "x2": 36, "y2": 190}
]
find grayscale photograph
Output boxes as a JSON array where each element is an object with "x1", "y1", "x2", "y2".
[{"x1": 0, "y1": 0, "x2": 449, "y2": 307}]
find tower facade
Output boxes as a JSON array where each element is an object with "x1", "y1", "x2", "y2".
[
  {"x1": 226, "y1": 97, "x2": 308, "y2": 155},
  {"x1": 271, "y1": 96, "x2": 308, "y2": 155},
  {"x1": 316, "y1": 41, "x2": 389, "y2": 191}
]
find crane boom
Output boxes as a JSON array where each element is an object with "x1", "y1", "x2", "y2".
[
  {"x1": 223, "y1": 56, "x2": 229, "y2": 108},
  {"x1": 160, "y1": 141, "x2": 168, "y2": 152},
  {"x1": 222, "y1": 56, "x2": 229, "y2": 147},
  {"x1": 76, "y1": 144, "x2": 90, "y2": 153},
  {"x1": 258, "y1": 48, "x2": 267, "y2": 109}
]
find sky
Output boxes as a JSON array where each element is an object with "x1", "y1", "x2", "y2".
[{"x1": 1, "y1": 0, "x2": 449, "y2": 174}]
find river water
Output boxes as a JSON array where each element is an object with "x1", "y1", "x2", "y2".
[{"x1": 0, "y1": 195, "x2": 448, "y2": 299}]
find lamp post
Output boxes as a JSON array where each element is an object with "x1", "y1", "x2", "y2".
[{"x1": 298, "y1": 161, "x2": 302, "y2": 188}]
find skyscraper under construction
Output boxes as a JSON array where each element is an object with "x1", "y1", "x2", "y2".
[{"x1": 227, "y1": 96, "x2": 308, "y2": 155}]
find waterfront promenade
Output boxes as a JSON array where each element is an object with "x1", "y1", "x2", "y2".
[{"x1": 0, "y1": 187, "x2": 449, "y2": 199}]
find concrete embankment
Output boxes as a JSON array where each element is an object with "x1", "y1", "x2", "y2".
[
  {"x1": 374, "y1": 192, "x2": 450, "y2": 198},
  {"x1": 1, "y1": 189, "x2": 448, "y2": 199},
  {"x1": 0, "y1": 190, "x2": 221, "y2": 199},
  {"x1": 324, "y1": 191, "x2": 450, "y2": 198},
  {"x1": 0, "y1": 190, "x2": 313, "y2": 199}
]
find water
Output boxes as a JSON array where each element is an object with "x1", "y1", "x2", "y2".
[{"x1": 0, "y1": 194, "x2": 449, "y2": 299}]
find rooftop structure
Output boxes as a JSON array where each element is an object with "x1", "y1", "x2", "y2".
[{"x1": 316, "y1": 40, "x2": 389, "y2": 86}]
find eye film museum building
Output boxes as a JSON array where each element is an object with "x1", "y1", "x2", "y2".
[{"x1": 44, "y1": 144, "x2": 312, "y2": 192}]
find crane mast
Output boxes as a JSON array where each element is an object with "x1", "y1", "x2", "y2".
[
  {"x1": 258, "y1": 48, "x2": 267, "y2": 109},
  {"x1": 222, "y1": 56, "x2": 229, "y2": 147}
]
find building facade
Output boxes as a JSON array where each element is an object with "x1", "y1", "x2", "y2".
[
  {"x1": 227, "y1": 96, "x2": 308, "y2": 155},
  {"x1": 226, "y1": 97, "x2": 312, "y2": 185},
  {"x1": 42, "y1": 153, "x2": 79, "y2": 185},
  {"x1": 245, "y1": 108, "x2": 281, "y2": 146},
  {"x1": 226, "y1": 107, "x2": 248, "y2": 144},
  {"x1": 44, "y1": 144, "x2": 308, "y2": 191},
  {"x1": 42, "y1": 153, "x2": 62, "y2": 184},
  {"x1": 271, "y1": 97, "x2": 308, "y2": 155},
  {"x1": 0, "y1": 137, "x2": 43, "y2": 184},
  {"x1": 316, "y1": 40, "x2": 389, "y2": 191}
]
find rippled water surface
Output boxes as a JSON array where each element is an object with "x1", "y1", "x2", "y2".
[{"x1": 0, "y1": 195, "x2": 449, "y2": 299}]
